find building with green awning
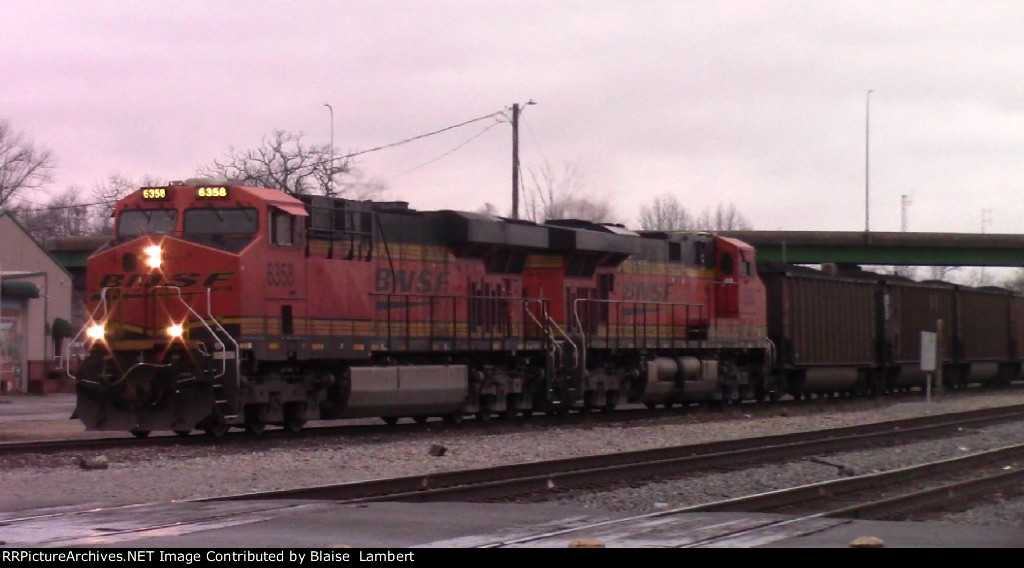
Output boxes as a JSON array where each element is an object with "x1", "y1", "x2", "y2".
[{"x1": 0, "y1": 213, "x2": 74, "y2": 394}]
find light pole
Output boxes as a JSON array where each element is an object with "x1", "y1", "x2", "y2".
[
  {"x1": 865, "y1": 89, "x2": 873, "y2": 233},
  {"x1": 324, "y1": 103, "x2": 334, "y2": 195},
  {"x1": 510, "y1": 99, "x2": 536, "y2": 219}
]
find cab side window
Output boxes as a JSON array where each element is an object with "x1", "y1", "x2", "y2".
[
  {"x1": 720, "y1": 252, "x2": 734, "y2": 275},
  {"x1": 272, "y1": 210, "x2": 295, "y2": 246}
]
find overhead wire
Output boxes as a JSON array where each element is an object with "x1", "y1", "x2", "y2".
[
  {"x1": 391, "y1": 119, "x2": 504, "y2": 180},
  {"x1": 337, "y1": 109, "x2": 505, "y2": 160}
]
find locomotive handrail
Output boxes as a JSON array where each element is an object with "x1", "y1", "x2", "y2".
[
  {"x1": 571, "y1": 298, "x2": 709, "y2": 371},
  {"x1": 153, "y1": 286, "x2": 232, "y2": 381},
  {"x1": 372, "y1": 291, "x2": 560, "y2": 350},
  {"x1": 65, "y1": 286, "x2": 115, "y2": 381},
  {"x1": 522, "y1": 298, "x2": 579, "y2": 371},
  {"x1": 204, "y1": 287, "x2": 241, "y2": 387}
]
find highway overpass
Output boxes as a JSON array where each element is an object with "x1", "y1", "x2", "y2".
[{"x1": 715, "y1": 231, "x2": 1024, "y2": 267}]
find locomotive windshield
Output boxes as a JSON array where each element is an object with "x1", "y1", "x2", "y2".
[
  {"x1": 184, "y1": 207, "x2": 258, "y2": 234},
  {"x1": 182, "y1": 207, "x2": 258, "y2": 252},
  {"x1": 117, "y1": 209, "x2": 177, "y2": 239}
]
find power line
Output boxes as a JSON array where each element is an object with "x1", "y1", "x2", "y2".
[
  {"x1": 8, "y1": 197, "x2": 117, "y2": 212},
  {"x1": 392, "y1": 121, "x2": 503, "y2": 180},
  {"x1": 338, "y1": 110, "x2": 505, "y2": 160}
]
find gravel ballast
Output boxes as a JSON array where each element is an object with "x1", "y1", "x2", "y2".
[{"x1": 2, "y1": 391, "x2": 1024, "y2": 529}]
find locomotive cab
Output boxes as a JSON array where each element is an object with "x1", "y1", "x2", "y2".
[{"x1": 69, "y1": 182, "x2": 312, "y2": 437}]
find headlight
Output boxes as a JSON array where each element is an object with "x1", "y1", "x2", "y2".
[
  {"x1": 143, "y1": 245, "x2": 162, "y2": 269},
  {"x1": 166, "y1": 324, "x2": 184, "y2": 339},
  {"x1": 86, "y1": 324, "x2": 106, "y2": 341}
]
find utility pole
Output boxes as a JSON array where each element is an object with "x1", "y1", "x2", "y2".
[
  {"x1": 324, "y1": 103, "x2": 334, "y2": 195},
  {"x1": 511, "y1": 103, "x2": 520, "y2": 219},
  {"x1": 865, "y1": 89, "x2": 873, "y2": 234},
  {"x1": 510, "y1": 99, "x2": 536, "y2": 220}
]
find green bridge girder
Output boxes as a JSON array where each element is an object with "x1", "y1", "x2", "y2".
[{"x1": 714, "y1": 231, "x2": 1024, "y2": 267}]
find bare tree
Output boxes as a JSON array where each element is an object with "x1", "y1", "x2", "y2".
[
  {"x1": 522, "y1": 161, "x2": 616, "y2": 223},
  {"x1": 197, "y1": 130, "x2": 369, "y2": 197},
  {"x1": 11, "y1": 173, "x2": 166, "y2": 242},
  {"x1": 0, "y1": 120, "x2": 55, "y2": 209},
  {"x1": 9, "y1": 187, "x2": 90, "y2": 242},
  {"x1": 925, "y1": 265, "x2": 961, "y2": 282},
  {"x1": 638, "y1": 194, "x2": 692, "y2": 230},
  {"x1": 88, "y1": 174, "x2": 161, "y2": 235},
  {"x1": 477, "y1": 202, "x2": 502, "y2": 216},
  {"x1": 890, "y1": 266, "x2": 918, "y2": 280},
  {"x1": 694, "y1": 202, "x2": 753, "y2": 231}
]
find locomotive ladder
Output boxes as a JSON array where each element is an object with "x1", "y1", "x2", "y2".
[
  {"x1": 522, "y1": 300, "x2": 579, "y2": 404},
  {"x1": 65, "y1": 286, "x2": 115, "y2": 382}
]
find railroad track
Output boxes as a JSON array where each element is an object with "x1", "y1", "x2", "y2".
[
  {"x1": 204, "y1": 404, "x2": 1024, "y2": 504},
  {"x1": 467, "y1": 444, "x2": 1024, "y2": 548},
  {"x1": 0, "y1": 405, "x2": 680, "y2": 455},
  {"x1": 4, "y1": 404, "x2": 1023, "y2": 548},
  {"x1": 2, "y1": 387, "x2": 1015, "y2": 456}
]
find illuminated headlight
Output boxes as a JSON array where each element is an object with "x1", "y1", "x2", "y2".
[
  {"x1": 166, "y1": 324, "x2": 185, "y2": 339},
  {"x1": 143, "y1": 245, "x2": 163, "y2": 269},
  {"x1": 86, "y1": 324, "x2": 106, "y2": 341}
]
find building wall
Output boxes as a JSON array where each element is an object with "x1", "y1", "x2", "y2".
[{"x1": 0, "y1": 215, "x2": 74, "y2": 393}]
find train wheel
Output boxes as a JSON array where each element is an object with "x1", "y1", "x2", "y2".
[
  {"x1": 503, "y1": 394, "x2": 523, "y2": 419},
  {"x1": 443, "y1": 412, "x2": 464, "y2": 425},
  {"x1": 477, "y1": 396, "x2": 495, "y2": 422},
  {"x1": 283, "y1": 403, "x2": 306, "y2": 433},
  {"x1": 174, "y1": 430, "x2": 191, "y2": 437},
  {"x1": 412, "y1": 415, "x2": 428, "y2": 424},
  {"x1": 131, "y1": 430, "x2": 151, "y2": 439},
  {"x1": 603, "y1": 391, "x2": 620, "y2": 413},
  {"x1": 382, "y1": 416, "x2": 399, "y2": 426},
  {"x1": 245, "y1": 419, "x2": 266, "y2": 435},
  {"x1": 203, "y1": 418, "x2": 229, "y2": 438},
  {"x1": 244, "y1": 406, "x2": 267, "y2": 435}
]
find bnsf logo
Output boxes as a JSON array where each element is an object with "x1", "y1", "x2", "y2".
[{"x1": 97, "y1": 272, "x2": 235, "y2": 289}]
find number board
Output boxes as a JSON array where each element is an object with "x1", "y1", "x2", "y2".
[
  {"x1": 141, "y1": 187, "x2": 169, "y2": 200},
  {"x1": 196, "y1": 186, "x2": 230, "y2": 199}
]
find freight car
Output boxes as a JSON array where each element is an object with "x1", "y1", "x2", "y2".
[
  {"x1": 67, "y1": 181, "x2": 770, "y2": 437},
  {"x1": 66, "y1": 181, "x2": 1022, "y2": 438},
  {"x1": 759, "y1": 263, "x2": 1023, "y2": 398}
]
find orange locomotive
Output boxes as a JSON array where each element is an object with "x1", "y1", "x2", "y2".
[{"x1": 68, "y1": 181, "x2": 770, "y2": 437}]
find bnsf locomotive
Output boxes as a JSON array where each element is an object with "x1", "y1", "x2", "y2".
[
  {"x1": 68, "y1": 181, "x2": 1023, "y2": 438},
  {"x1": 68, "y1": 181, "x2": 769, "y2": 437}
]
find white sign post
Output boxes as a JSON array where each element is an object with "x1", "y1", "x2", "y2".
[{"x1": 921, "y1": 331, "x2": 937, "y2": 403}]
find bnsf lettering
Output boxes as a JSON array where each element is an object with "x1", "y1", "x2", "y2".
[
  {"x1": 622, "y1": 281, "x2": 673, "y2": 302},
  {"x1": 374, "y1": 268, "x2": 450, "y2": 294},
  {"x1": 97, "y1": 272, "x2": 232, "y2": 289}
]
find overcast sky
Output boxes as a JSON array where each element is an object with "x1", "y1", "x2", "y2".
[{"x1": 3, "y1": 0, "x2": 1023, "y2": 233}]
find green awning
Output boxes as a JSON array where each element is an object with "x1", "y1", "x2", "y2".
[
  {"x1": 1, "y1": 280, "x2": 40, "y2": 299},
  {"x1": 52, "y1": 317, "x2": 74, "y2": 338}
]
